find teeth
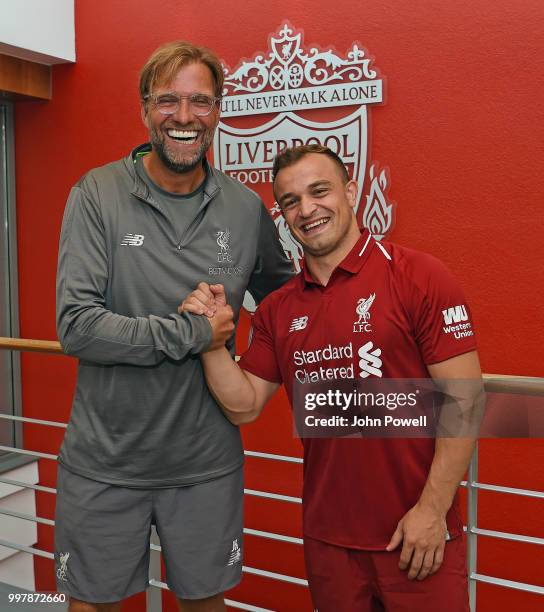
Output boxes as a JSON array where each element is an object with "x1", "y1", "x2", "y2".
[
  {"x1": 167, "y1": 129, "x2": 198, "y2": 142},
  {"x1": 303, "y1": 218, "x2": 329, "y2": 231}
]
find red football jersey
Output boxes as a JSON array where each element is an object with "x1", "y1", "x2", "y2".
[{"x1": 239, "y1": 230, "x2": 477, "y2": 549}]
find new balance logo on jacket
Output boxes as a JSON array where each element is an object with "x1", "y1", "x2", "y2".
[{"x1": 120, "y1": 233, "x2": 144, "y2": 246}]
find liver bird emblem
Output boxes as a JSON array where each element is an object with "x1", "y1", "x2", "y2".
[
  {"x1": 355, "y1": 293, "x2": 376, "y2": 323},
  {"x1": 216, "y1": 229, "x2": 230, "y2": 254},
  {"x1": 56, "y1": 551, "x2": 70, "y2": 581}
]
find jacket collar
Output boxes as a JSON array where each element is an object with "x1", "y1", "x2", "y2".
[{"x1": 126, "y1": 143, "x2": 221, "y2": 206}]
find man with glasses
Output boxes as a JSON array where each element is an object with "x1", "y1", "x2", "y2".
[{"x1": 55, "y1": 41, "x2": 292, "y2": 612}]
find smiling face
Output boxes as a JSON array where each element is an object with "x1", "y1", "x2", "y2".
[
  {"x1": 141, "y1": 61, "x2": 219, "y2": 175},
  {"x1": 274, "y1": 153, "x2": 361, "y2": 261}
]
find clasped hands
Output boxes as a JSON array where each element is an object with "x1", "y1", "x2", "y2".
[{"x1": 179, "y1": 282, "x2": 234, "y2": 351}]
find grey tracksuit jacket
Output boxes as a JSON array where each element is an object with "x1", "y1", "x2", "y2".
[{"x1": 56, "y1": 144, "x2": 293, "y2": 487}]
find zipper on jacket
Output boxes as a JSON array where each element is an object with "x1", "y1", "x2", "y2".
[{"x1": 129, "y1": 150, "x2": 221, "y2": 253}]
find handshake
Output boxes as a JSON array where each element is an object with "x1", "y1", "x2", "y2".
[{"x1": 178, "y1": 283, "x2": 235, "y2": 351}]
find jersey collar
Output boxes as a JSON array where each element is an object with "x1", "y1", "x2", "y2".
[{"x1": 300, "y1": 229, "x2": 376, "y2": 287}]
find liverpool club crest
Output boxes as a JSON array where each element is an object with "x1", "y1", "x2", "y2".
[{"x1": 214, "y1": 23, "x2": 394, "y2": 311}]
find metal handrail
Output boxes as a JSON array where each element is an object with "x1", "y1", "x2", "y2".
[
  {"x1": 1, "y1": 336, "x2": 543, "y2": 610},
  {"x1": 0, "y1": 508, "x2": 307, "y2": 586},
  {"x1": 147, "y1": 579, "x2": 274, "y2": 612},
  {"x1": 0, "y1": 537, "x2": 270, "y2": 612},
  {"x1": 0, "y1": 440, "x2": 542, "y2": 604},
  {"x1": 0, "y1": 454, "x2": 543, "y2": 598},
  {"x1": 0, "y1": 336, "x2": 543, "y2": 395}
]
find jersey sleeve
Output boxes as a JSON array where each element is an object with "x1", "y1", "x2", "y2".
[
  {"x1": 406, "y1": 253, "x2": 477, "y2": 365},
  {"x1": 238, "y1": 298, "x2": 283, "y2": 383}
]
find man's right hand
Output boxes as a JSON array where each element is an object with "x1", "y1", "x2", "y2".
[
  {"x1": 206, "y1": 303, "x2": 235, "y2": 351},
  {"x1": 178, "y1": 283, "x2": 226, "y2": 317},
  {"x1": 178, "y1": 283, "x2": 233, "y2": 351}
]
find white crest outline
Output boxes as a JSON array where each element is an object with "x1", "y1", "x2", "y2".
[
  {"x1": 362, "y1": 163, "x2": 395, "y2": 240},
  {"x1": 222, "y1": 22, "x2": 378, "y2": 96},
  {"x1": 214, "y1": 108, "x2": 367, "y2": 212}
]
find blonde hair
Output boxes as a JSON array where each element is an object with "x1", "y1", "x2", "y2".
[{"x1": 139, "y1": 41, "x2": 224, "y2": 102}]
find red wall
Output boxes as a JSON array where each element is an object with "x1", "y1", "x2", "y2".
[{"x1": 13, "y1": 0, "x2": 543, "y2": 610}]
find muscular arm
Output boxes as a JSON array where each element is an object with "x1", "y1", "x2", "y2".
[
  {"x1": 419, "y1": 350, "x2": 482, "y2": 519},
  {"x1": 180, "y1": 282, "x2": 280, "y2": 424},
  {"x1": 387, "y1": 350, "x2": 483, "y2": 580},
  {"x1": 201, "y1": 348, "x2": 279, "y2": 424}
]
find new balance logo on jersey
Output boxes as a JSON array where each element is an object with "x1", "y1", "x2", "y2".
[
  {"x1": 358, "y1": 341, "x2": 383, "y2": 378},
  {"x1": 227, "y1": 539, "x2": 241, "y2": 566},
  {"x1": 289, "y1": 316, "x2": 308, "y2": 332},
  {"x1": 120, "y1": 233, "x2": 144, "y2": 246},
  {"x1": 442, "y1": 305, "x2": 468, "y2": 325}
]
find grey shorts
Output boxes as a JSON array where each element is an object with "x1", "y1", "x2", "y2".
[{"x1": 54, "y1": 465, "x2": 244, "y2": 603}]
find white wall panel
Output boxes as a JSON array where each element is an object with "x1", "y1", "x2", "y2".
[{"x1": 0, "y1": 0, "x2": 75, "y2": 64}]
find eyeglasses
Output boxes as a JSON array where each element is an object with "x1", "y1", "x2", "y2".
[{"x1": 143, "y1": 92, "x2": 221, "y2": 117}]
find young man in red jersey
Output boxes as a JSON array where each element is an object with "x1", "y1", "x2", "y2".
[{"x1": 181, "y1": 145, "x2": 482, "y2": 611}]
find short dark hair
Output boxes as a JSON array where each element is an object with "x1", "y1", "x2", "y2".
[
  {"x1": 139, "y1": 40, "x2": 224, "y2": 102},
  {"x1": 272, "y1": 144, "x2": 349, "y2": 184}
]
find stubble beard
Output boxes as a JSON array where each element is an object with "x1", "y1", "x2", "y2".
[
  {"x1": 295, "y1": 214, "x2": 357, "y2": 259},
  {"x1": 150, "y1": 126, "x2": 215, "y2": 174},
  {"x1": 292, "y1": 222, "x2": 338, "y2": 258},
  {"x1": 301, "y1": 237, "x2": 339, "y2": 258}
]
